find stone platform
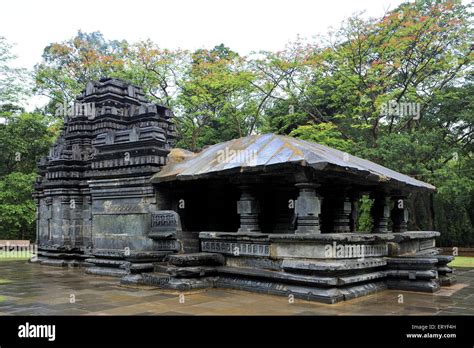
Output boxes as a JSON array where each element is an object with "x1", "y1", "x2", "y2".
[{"x1": 123, "y1": 230, "x2": 454, "y2": 304}]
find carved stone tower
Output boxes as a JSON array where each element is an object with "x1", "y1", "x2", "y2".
[{"x1": 34, "y1": 78, "x2": 177, "y2": 272}]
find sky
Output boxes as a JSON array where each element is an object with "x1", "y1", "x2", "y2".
[
  {"x1": 2, "y1": 0, "x2": 408, "y2": 69},
  {"x1": 1, "y1": 0, "x2": 406, "y2": 109}
]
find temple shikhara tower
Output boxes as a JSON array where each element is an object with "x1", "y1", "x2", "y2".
[
  {"x1": 34, "y1": 78, "x2": 177, "y2": 274},
  {"x1": 33, "y1": 78, "x2": 455, "y2": 304}
]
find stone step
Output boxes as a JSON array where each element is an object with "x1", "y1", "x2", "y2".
[
  {"x1": 437, "y1": 266, "x2": 454, "y2": 274},
  {"x1": 386, "y1": 257, "x2": 438, "y2": 270},
  {"x1": 434, "y1": 255, "x2": 454, "y2": 264},
  {"x1": 338, "y1": 271, "x2": 386, "y2": 285},
  {"x1": 166, "y1": 253, "x2": 224, "y2": 267},
  {"x1": 281, "y1": 258, "x2": 386, "y2": 273},
  {"x1": 215, "y1": 276, "x2": 386, "y2": 304},
  {"x1": 217, "y1": 266, "x2": 337, "y2": 286},
  {"x1": 141, "y1": 272, "x2": 215, "y2": 290},
  {"x1": 216, "y1": 266, "x2": 385, "y2": 287},
  {"x1": 125, "y1": 263, "x2": 155, "y2": 272},
  {"x1": 385, "y1": 269, "x2": 438, "y2": 280},
  {"x1": 386, "y1": 279, "x2": 440, "y2": 293},
  {"x1": 38, "y1": 251, "x2": 84, "y2": 260},
  {"x1": 85, "y1": 266, "x2": 128, "y2": 277},
  {"x1": 412, "y1": 248, "x2": 441, "y2": 256},
  {"x1": 154, "y1": 263, "x2": 217, "y2": 278},
  {"x1": 86, "y1": 258, "x2": 129, "y2": 268},
  {"x1": 439, "y1": 274, "x2": 456, "y2": 286}
]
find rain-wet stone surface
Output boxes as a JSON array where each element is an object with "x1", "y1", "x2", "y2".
[{"x1": 0, "y1": 261, "x2": 473, "y2": 315}]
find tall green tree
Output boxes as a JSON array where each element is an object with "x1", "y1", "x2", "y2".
[
  {"x1": 176, "y1": 44, "x2": 256, "y2": 150},
  {"x1": 0, "y1": 36, "x2": 30, "y2": 106},
  {"x1": 34, "y1": 31, "x2": 129, "y2": 115}
]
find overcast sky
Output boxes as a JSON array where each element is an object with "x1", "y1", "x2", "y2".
[
  {"x1": 2, "y1": 0, "x2": 407, "y2": 70},
  {"x1": 1, "y1": 0, "x2": 409, "y2": 110}
]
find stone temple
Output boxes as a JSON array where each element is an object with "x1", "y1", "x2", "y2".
[{"x1": 33, "y1": 78, "x2": 455, "y2": 304}]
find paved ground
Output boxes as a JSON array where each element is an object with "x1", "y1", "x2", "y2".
[{"x1": 0, "y1": 261, "x2": 473, "y2": 315}]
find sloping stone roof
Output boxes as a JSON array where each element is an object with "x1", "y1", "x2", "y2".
[{"x1": 151, "y1": 133, "x2": 435, "y2": 191}]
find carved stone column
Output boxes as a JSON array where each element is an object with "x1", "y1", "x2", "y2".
[
  {"x1": 371, "y1": 193, "x2": 391, "y2": 233},
  {"x1": 333, "y1": 194, "x2": 352, "y2": 233},
  {"x1": 45, "y1": 197, "x2": 52, "y2": 243},
  {"x1": 391, "y1": 195, "x2": 408, "y2": 232},
  {"x1": 349, "y1": 191, "x2": 361, "y2": 232},
  {"x1": 295, "y1": 183, "x2": 321, "y2": 234},
  {"x1": 237, "y1": 185, "x2": 260, "y2": 233},
  {"x1": 273, "y1": 187, "x2": 295, "y2": 234}
]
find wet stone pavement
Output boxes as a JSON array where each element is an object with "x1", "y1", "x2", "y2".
[{"x1": 0, "y1": 261, "x2": 473, "y2": 315}]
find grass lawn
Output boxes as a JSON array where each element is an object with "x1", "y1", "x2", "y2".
[
  {"x1": 0, "y1": 279, "x2": 12, "y2": 284},
  {"x1": 448, "y1": 256, "x2": 474, "y2": 268},
  {"x1": 0, "y1": 251, "x2": 32, "y2": 261}
]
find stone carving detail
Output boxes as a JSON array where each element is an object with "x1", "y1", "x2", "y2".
[
  {"x1": 105, "y1": 131, "x2": 115, "y2": 145},
  {"x1": 71, "y1": 144, "x2": 82, "y2": 160},
  {"x1": 154, "y1": 240, "x2": 180, "y2": 250},
  {"x1": 419, "y1": 239, "x2": 435, "y2": 250},
  {"x1": 129, "y1": 127, "x2": 140, "y2": 142},
  {"x1": 237, "y1": 186, "x2": 260, "y2": 233},
  {"x1": 333, "y1": 197, "x2": 352, "y2": 233},
  {"x1": 149, "y1": 211, "x2": 182, "y2": 237},
  {"x1": 201, "y1": 240, "x2": 270, "y2": 256},
  {"x1": 371, "y1": 194, "x2": 390, "y2": 233},
  {"x1": 295, "y1": 183, "x2": 321, "y2": 234},
  {"x1": 34, "y1": 78, "x2": 177, "y2": 265}
]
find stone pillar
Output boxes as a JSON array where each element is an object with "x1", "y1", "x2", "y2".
[
  {"x1": 391, "y1": 195, "x2": 408, "y2": 232},
  {"x1": 371, "y1": 193, "x2": 391, "y2": 233},
  {"x1": 273, "y1": 187, "x2": 295, "y2": 233},
  {"x1": 45, "y1": 197, "x2": 52, "y2": 242},
  {"x1": 295, "y1": 183, "x2": 321, "y2": 234},
  {"x1": 237, "y1": 185, "x2": 260, "y2": 233},
  {"x1": 60, "y1": 196, "x2": 71, "y2": 246},
  {"x1": 349, "y1": 192, "x2": 361, "y2": 232},
  {"x1": 333, "y1": 195, "x2": 352, "y2": 233},
  {"x1": 34, "y1": 198, "x2": 40, "y2": 245}
]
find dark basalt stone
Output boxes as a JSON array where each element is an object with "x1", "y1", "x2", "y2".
[
  {"x1": 386, "y1": 279, "x2": 440, "y2": 293},
  {"x1": 34, "y1": 78, "x2": 177, "y2": 269},
  {"x1": 85, "y1": 266, "x2": 129, "y2": 277},
  {"x1": 141, "y1": 272, "x2": 216, "y2": 290},
  {"x1": 166, "y1": 253, "x2": 225, "y2": 267},
  {"x1": 281, "y1": 258, "x2": 387, "y2": 273}
]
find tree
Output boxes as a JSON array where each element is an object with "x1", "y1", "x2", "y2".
[
  {"x1": 289, "y1": 122, "x2": 355, "y2": 153},
  {"x1": 116, "y1": 40, "x2": 189, "y2": 108},
  {"x1": 176, "y1": 44, "x2": 256, "y2": 150},
  {"x1": 34, "y1": 31, "x2": 129, "y2": 115},
  {"x1": 0, "y1": 37, "x2": 30, "y2": 106},
  {"x1": 0, "y1": 111, "x2": 55, "y2": 241}
]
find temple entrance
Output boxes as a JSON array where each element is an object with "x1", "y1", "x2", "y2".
[{"x1": 176, "y1": 181, "x2": 240, "y2": 232}]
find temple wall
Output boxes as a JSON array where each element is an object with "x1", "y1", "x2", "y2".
[
  {"x1": 37, "y1": 198, "x2": 49, "y2": 245},
  {"x1": 88, "y1": 178, "x2": 162, "y2": 255}
]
